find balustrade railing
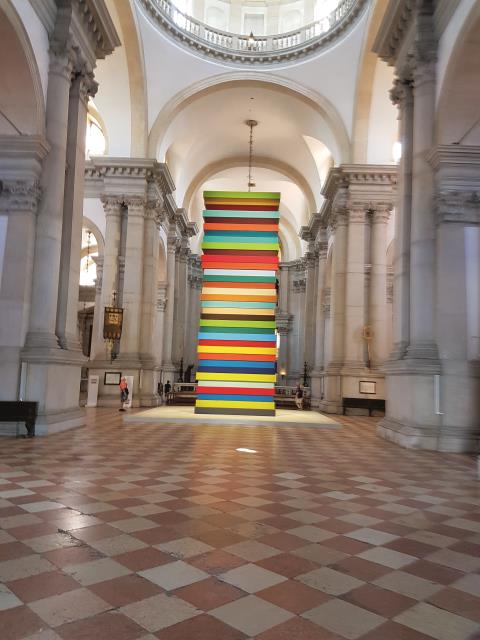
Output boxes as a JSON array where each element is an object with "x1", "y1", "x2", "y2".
[{"x1": 140, "y1": 0, "x2": 366, "y2": 62}]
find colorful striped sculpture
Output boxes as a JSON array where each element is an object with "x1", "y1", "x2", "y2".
[{"x1": 195, "y1": 191, "x2": 280, "y2": 417}]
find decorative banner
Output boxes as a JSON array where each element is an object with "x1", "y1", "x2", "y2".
[
  {"x1": 195, "y1": 191, "x2": 280, "y2": 417},
  {"x1": 103, "y1": 306, "x2": 123, "y2": 340}
]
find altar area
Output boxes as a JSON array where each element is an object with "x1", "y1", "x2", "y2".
[{"x1": 123, "y1": 406, "x2": 340, "y2": 429}]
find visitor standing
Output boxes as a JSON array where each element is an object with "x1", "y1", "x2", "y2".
[{"x1": 119, "y1": 377, "x2": 129, "y2": 411}]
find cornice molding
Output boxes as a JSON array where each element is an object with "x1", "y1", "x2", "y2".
[
  {"x1": 0, "y1": 135, "x2": 50, "y2": 181},
  {"x1": 320, "y1": 164, "x2": 397, "y2": 231},
  {"x1": 372, "y1": 0, "x2": 415, "y2": 66},
  {"x1": 33, "y1": 0, "x2": 120, "y2": 66},
  {"x1": 86, "y1": 157, "x2": 197, "y2": 238}
]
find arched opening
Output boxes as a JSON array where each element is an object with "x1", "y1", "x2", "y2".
[{"x1": 0, "y1": 3, "x2": 44, "y2": 136}]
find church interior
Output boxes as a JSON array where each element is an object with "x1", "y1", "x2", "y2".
[{"x1": 0, "y1": 0, "x2": 479, "y2": 638}]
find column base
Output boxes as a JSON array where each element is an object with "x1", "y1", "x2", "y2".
[
  {"x1": 24, "y1": 331, "x2": 60, "y2": 350},
  {"x1": 309, "y1": 370, "x2": 323, "y2": 408},
  {"x1": 15, "y1": 352, "x2": 86, "y2": 435},
  {"x1": 405, "y1": 340, "x2": 439, "y2": 360},
  {"x1": 377, "y1": 417, "x2": 479, "y2": 453},
  {"x1": 380, "y1": 356, "x2": 443, "y2": 449},
  {"x1": 317, "y1": 363, "x2": 385, "y2": 415}
]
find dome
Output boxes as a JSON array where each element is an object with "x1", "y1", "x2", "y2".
[{"x1": 138, "y1": 0, "x2": 367, "y2": 64}]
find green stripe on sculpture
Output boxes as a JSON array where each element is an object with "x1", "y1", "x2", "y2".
[{"x1": 204, "y1": 191, "x2": 280, "y2": 199}]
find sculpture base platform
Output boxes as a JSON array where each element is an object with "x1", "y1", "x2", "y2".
[{"x1": 123, "y1": 406, "x2": 340, "y2": 429}]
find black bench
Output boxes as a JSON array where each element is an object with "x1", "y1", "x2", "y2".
[
  {"x1": 0, "y1": 401, "x2": 38, "y2": 437},
  {"x1": 342, "y1": 397, "x2": 385, "y2": 416}
]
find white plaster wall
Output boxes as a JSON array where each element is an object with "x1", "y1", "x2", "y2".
[
  {"x1": 12, "y1": 0, "x2": 49, "y2": 106},
  {"x1": 94, "y1": 1, "x2": 132, "y2": 156},
  {"x1": 366, "y1": 60, "x2": 397, "y2": 164},
  {"x1": 436, "y1": 0, "x2": 478, "y2": 105},
  {"x1": 83, "y1": 198, "x2": 106, "y2": 238},
  {"x1": 0, "y1": 216, "x2": 7, "y2": 286}
]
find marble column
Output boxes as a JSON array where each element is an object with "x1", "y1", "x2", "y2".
[
  {"x1": 56, "y1": 70, "x2": 96, "y2": 351},
  {"x1": 162, "y1": 232, "x2": 178, "y2": 379},
  {"x1": 0, "y1": 175, "x2": 42, "y2": 400},
  {"x1": 328, "y1": 212, "x2": 348, "y2": 368},
  {"x1": 154, "y1": 284, "x2": 168, "y2": 368},
  {"x1": 321, "y1": 210, "x2": 348, "y2": 412},
  {"x1": 278, "y1": 264, "x2": 289, "y2": 310},
  {"x1": 370, "y1": 205, "x2": 391, "y2": 366},
  {"x1": 90, "y1": 197, "x2": 122, "y2": 361},
  {"x1": 310, "y1": 241, "x2": 328, "y2": 406},
  {"x1": 303, "y1": 250, "x2": 318, "y2": 372},
  {"x1": 275, "y1": 312, "x2": 292, "y2": 384},
  {"x1": 291, "y1": 268, "x2": 306, "y2": 381},
  {"x1": 343, "y1": 205, "x2": 368, "y2": 369},
  {"x1": 118, "y1": 197, "x2": 145, "y2": 367},
  {"x1": 89, "y1": 255, "x2": 104, "y2": 361},
  {"x1": 25, "y1": 47, "x2": 74, "y2": 350},
  {"x1": 172, "y1": 241, "x2": 189, "y2": 366},
  {"x1": 406, "y1": 55, "x2": 438, "y2": 361},
  {"x1": 139, "y1": 203, "x2": 161, "y2": 404},
  {"x1": 390, "y1": 77, "x2": 413, "y2": 360}
]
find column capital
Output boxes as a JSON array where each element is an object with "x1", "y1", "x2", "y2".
[
  {"x1": 157, "y1": 283, "x2": 168, "y2": 312},
  {"x1": 316, "y1": 241, "x2": 328, "y2": 261},
  {"x1": 372, "y1": 203, "x2": 393, "y2": 224},
  {"x1": 0, "y1": 179, "x2": 42, "y2": 214},
  {"x1": 323, "y1": 287, "x2": 331, "y2": 316},
  {"x1": 275, "y1": 310, "x2": 293, "y2": 333},
  {"x1": 331, "y1": 205, "x2": 348, "y2": 230},
  {"x1": 101, "y1": 195, "x2": 123, "y2": 216},
  {"x1": 72, "y1": 68, "x2": 98, "y2": 105},
  {"x1": 348, "y1": 202, "x2": 368, "y2": 224},
  {"x1": 167, "y1": 233, "x2": 179, "y2": 254},
  {"x1": 48, "y1": 43, "x2": 76, "y2": 82},
  {"x1": 389, "y1": 76, "x2": 413, "y2": 107},
  {"x1": 125, "y1": 196, "x2": 146, "y2": 216}
]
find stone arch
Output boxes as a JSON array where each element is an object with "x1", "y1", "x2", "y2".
[
  {"x1": 82, "y1": 216, "x2": 105, "y2": 257},
  {"x1": 0, "y1": 1, "x2": 45, "y2": 136},
  {"x1": 351, "y1": 0, "x2": 389, "y2": 163},
  {"x1": 182, "y1": 156, "x2": 316, "y2": 214},
  {"x1": 147, "y1": 73, "x2": 351, "y2": 164},
  {"x1": 436, "y1": 2, "x2": 480, "y2": 145},
  {"x1": 112, "y1": 0, "x2": 148, "y2": 156}
]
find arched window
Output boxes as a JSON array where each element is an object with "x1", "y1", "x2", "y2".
[{"x1": 85, "y1": 111, "x2": 106, "y2": 159}]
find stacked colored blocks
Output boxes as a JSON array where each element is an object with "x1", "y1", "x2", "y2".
[{"x1": 195, "y1": 191, "x2": 280, "y2": 417}]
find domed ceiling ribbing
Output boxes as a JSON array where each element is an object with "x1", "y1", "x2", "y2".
[{"x1": 137, "y1": 0, "x2": 367, "y2": 64}]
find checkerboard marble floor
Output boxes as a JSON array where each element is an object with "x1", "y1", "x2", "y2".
[{"x1": 0, "y1": 409, "x2": 479, "y2": 640}]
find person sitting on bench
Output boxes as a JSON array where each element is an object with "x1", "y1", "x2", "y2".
[{"x1": 294, "y1": 384, "x2": 304, "y2": 410}]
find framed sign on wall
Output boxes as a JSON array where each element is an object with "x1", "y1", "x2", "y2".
[
  {"x1": 359, "y1": 380, "x2": 376, "y2": 394},
  {"x1": 104, "y1": 372, "x2": 121, "y2": 385}
]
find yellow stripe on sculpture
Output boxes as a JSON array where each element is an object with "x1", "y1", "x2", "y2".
[
  {"x1": 196, "y1": 400, "x2": 276, "y2": 409},
  {"x1": 197, "y1": 372, "x2": 276, "y2": 382}
]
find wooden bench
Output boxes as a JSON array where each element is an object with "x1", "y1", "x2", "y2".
[
  {"x1": 0, "y1": 401, "x2": 38, "y2": 437},
  {"x1": 167, "y1": 392, "x2": 196, "y2": 405},
  {"x1": 342, "y1": 397, "x2": 385, "y2": 416}
]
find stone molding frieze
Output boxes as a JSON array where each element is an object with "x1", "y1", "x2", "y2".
[
  {"x1": 0, "y1": 180, "x2": 42, "y2": 213},
  {"x1": 275, "y1": 310, "x2": 293, "y2": 333},
  {"x1": 435, "y1": 191, "x2": 480, "y2": 226}
]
